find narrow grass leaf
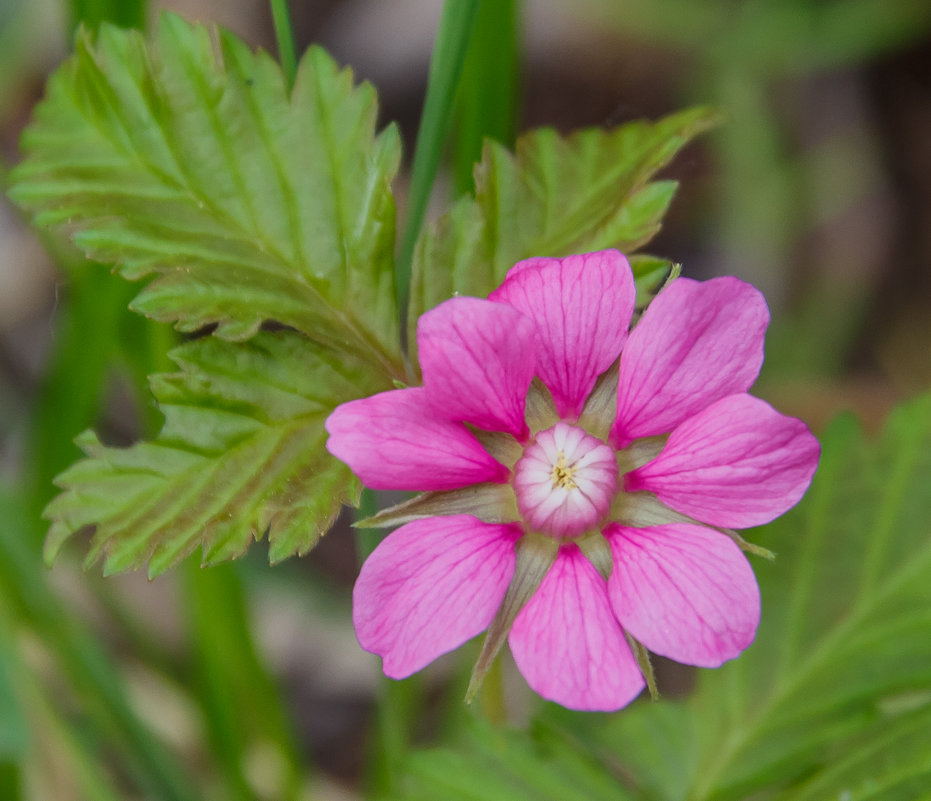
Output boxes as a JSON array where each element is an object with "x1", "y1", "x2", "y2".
[{"x1": 396, "y1": 0, "x2": 480, "y2": 316}]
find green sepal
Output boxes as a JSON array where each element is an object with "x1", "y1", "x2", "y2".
[
  {"x1": 466, "y1": 534, "x2": 559, "y2": 703},
  {"x1": 355, "y1": 484, "x2": 518, "y2": 529},
  {"x1": 625, "y1": 633, "x2": 659, "y2": 702},
  {"x1": 630, "y1": 255, "x2": 680, "y2": 310}
]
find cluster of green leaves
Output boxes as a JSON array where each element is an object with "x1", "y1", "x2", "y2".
[
  {"x1": 388, "y1": 392, "x2": 931, "y2": 801},
  {"x1": 408, "y1": 107, "x2": 715, "y2": 354},
  {"x1": 10, "y1": 13, "x2": 713, "y2": 574}
]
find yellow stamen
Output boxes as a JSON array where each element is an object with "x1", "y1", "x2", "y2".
[{"x1": 550, "y1": 453, "x2": 577, "y2": 490}]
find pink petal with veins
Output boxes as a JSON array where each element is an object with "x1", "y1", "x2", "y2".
[
  {"x1": 606, "y1": 523, "x2": 760, "y2": 667},
  {"x1": 354, "y1": 515, "x2": 520, "y2": 678},
  {"x1": 325, "y1": 388, "x2": 509, "y2": 491},
  {"x1": 490, "y1": 250, "x2": 635, "y2": 419},
  {"x1": 418, "y1": 297, "x2": 536, "y2": 437},
  {"x1": 613, "y1": 277, "x2": 768, "y2": 447},
  {"x1": 626, "y1": 394, "x2": 820, "y2": 527},
  {"x1": 508, "y1": 545, "x2": 645, "y2": 711}
]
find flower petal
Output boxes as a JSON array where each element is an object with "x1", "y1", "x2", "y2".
[
  {"x1": 612, "y1": 276, "x2": 769, "y2": 447},
  {"x1": 605, "y1": 523, "x2": 760, "y2": 667},
  {"x1": 508, "y1": 544, "x2": 644, "y2": 711},
  {"x1": 418, "y1": 297, "x2": 536, "y2": 437},
  {"x1": 490, "y1": 250, "x2": 636, "y2": 419},
  {"x1": 626, "y1": 394, "x2": 820, "y2": 527},
  {"x1": 354, "y1": 515, "x2": 520, "y2": 678},
  {"x1": 500, "y1": 256, "x2": 551, "y2": 279},
  {"x1": 325, "y1": 388, "x2": 509, "y2": 491}
]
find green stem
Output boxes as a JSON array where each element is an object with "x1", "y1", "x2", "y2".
[
  {"x1": 479, "y1": 656, "x2": 507, "y2": 724},
  {"x1": 395, "y1": 0, "x2": 481, "y2": 326},
  {"x1": 183, "y1": 561, "x2": 305, "y2": 801},
  {"x1": 452, "y1": 0, "x2": 520, "y2": 195},
  {"x1": 270, "y1": 0, "x2": 298, "y2": 87},
  {"x1": 365, "y1": 675, "x2": 423, "y2": 797}
]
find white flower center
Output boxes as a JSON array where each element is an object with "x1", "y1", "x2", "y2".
[{"x1": 513, "y1": 422, "x2": 618, "y2": 537}]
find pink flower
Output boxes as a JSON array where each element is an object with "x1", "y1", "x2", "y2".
[{"x1": 325, "y1": 250, "x2": 820, "y2": 711}]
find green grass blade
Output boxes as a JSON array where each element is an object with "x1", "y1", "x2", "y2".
[
  {"x1": 0, "y1": 601, "x2": 126, "y2": 801},
  {"x1": 452, "y1": 0, "x2": 520, "y2": 195},
  {"x1": 183, "y1": 561, "x2": 305, "y2": 800},
  {"x1": 269, "y1": 0, "x2": 297, "y2": 87},
  {"x1": 25, "y1": 267, "x2": 131, "y2": 521},
  {"x1": 365, "y1": 675, "x2": 426, "y2": 798},
  {"x1": 395, "y1": 0, "x2": 480, "y2": 319},
  {"x1": 0, "y1": 617, "x2": 28, "y2": 790},
  {"x1": 68, "y1": 0, "x2": 146, "y2": 32}
]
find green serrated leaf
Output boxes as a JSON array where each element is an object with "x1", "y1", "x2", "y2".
[
  {"x1": 44, "y1": 331, "x2": 384, "y2": 576},
  {"x1": 10, "y1": 13, "x2": 405, "y2": 381},
  {"x1": 407, "y1": 106, "x2": 719, "y2": 350}
]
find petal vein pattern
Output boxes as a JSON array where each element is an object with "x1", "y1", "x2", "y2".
[
  {"x1": 353, "y1": 516, "x2": 520, "y2": 677},
  {"x1": 606, "y1": 524, "x2": 760, "y2": 667},
  {"x1": 419, "y1": 297, "x2": 536, "y2": 437},
  {"x1": 509, "y1": 546, "x2": 645, "y2": 710},
  {"x1": 627, "y1": 394, "x2": 820, "y2": 527},
  {"x1": 490, "y1": 250, "x2": 635, "y2": 419},
  {"x1": 612, "y1": 277, "x2": 768, "y2": 447},
  {"x1": 324, "y1": 388, "x2": 509, "y2": 490}
]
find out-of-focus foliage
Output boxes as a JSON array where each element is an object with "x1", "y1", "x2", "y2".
[
  {"x1": 585, "y1": 0, "x2": 931, "y2": 385},
  {"x1": 0, "y1": 487, "x2": 202, "y2": 801}
]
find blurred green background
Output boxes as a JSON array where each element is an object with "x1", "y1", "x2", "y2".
[{"x1": 0, "y1": 0, "x2": 929, "y2": 798}]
